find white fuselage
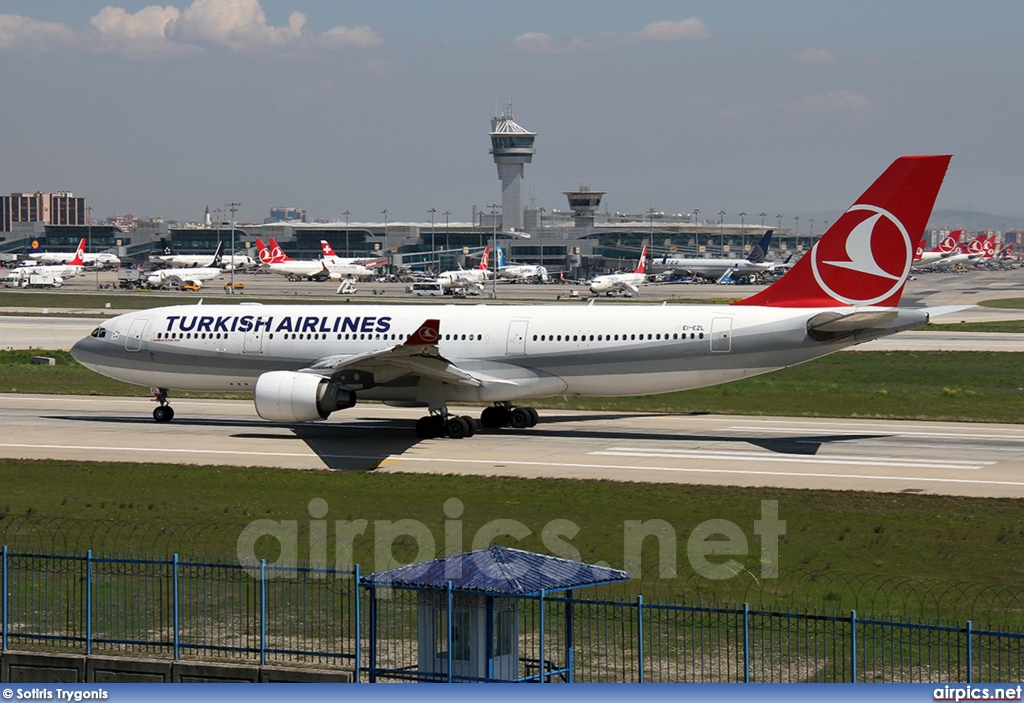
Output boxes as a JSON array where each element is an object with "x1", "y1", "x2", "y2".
[
  {"x1": 70, "y1": 302, "x2": 927, "y2": 404},
  {"x1": 31, "y1": 252, "x2": 119, "y2": 267},
  {"x1": 589, "y1": 271, "x2": 645, "y2": 294},
  {"x1": 10, "y1": 262, "x2": 84, "y2": 278},
  {"x1": 659, "y1": 258, "x2": 773, "y2": 279},
  {"x1": 147, "y1": 266, "x2": 225, "y2": 287},
  {"x1": 437, "y1": 269, "x2": 489, "y2": 289}
]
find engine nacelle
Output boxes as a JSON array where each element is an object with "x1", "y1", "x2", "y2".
[{"x1": 254, "y1": 371, "x2": 356, "y2": 423}]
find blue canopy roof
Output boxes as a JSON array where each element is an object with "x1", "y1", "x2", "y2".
[{"x1": 361, "y1": 546, "x2": 630, "y2": 596}]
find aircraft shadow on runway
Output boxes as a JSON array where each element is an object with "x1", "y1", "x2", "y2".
[{"x1": 50, "y1": 412, "x2": 889, "y2": 472}]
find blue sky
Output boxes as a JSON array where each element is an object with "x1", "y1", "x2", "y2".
[{"x1": 1, "y1": 1, "x2": 1022, "y2": 225}]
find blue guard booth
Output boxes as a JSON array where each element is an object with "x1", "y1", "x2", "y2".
[{"x1": 361, "y1": 545, "x2": 630, "y2": 683}]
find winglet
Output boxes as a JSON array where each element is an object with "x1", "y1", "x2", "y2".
[
  {"x1": 734, "y1": 155, "x2": 951, "y2": 308},
  {"x1": 404, "y1": 319, "x2": 441, "y2": 346}
]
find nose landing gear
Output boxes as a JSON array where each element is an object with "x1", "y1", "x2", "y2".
[{"x1": 151, "y1": 387, "x2": 175, "y2": 423}]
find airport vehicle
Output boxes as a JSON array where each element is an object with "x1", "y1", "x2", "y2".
[
  {"x1": 588, "y1": 245, "x2": 649, "y2": 296},
  {"x1": 410, "y1": 281, "x2": 445, "y2": 296},
  {"x1": 495, "y1": 243, "x2": 548, "y2": 282},
  {"x1": 912, "y1": 231, "x2": 962, "y2": 268},
  {"x1": 72, "y1": 155, "x2": 953, "y2": 439},
  {"x1": 437, "y1": 246, "x2": 491, "y2": 290},
  {"x1": 9, "y1": 239, "x2": 86, "y2": 279},
  {"x1": 3, "y1": 272, "x2": 63, "y2": 288},
  {"x1": 654, "y1": 230, "x2": 776, "y2": 281}
]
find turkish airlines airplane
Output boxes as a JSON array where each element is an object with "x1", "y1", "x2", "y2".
[
  {"x1": 655, "y1": 230, "x2": 777, "y2": 281},
  {"x1": 589, "y1": 244, "x2": 649, "y2": 296},
  {"x1": 910, "y1": 230, "x2": 961, "y2": 268},
  {"x1": 10, "y1": 238, "x2": 87, "y2": 278},
  {"x1": 932, "y1": 233, "x2": 987, "y2": 268},
  {"x1": 71, "y1": 155, "x2": 954, "y2": 439},
  {"x1": 437, "y1": 246, "x2": 490, "y2": 290},
  {"x1": 30, "y1": 247, "x2": 119, "y2": 268}
]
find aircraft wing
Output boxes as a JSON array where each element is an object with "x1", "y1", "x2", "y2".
[{"x1": 300, "y1": 319, "x2": 517, "y2": 389}]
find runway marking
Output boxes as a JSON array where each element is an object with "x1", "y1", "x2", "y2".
[
  {"x1": 592, "y1": 447, "x2": 992, "y2": 471},
  {"x1": 725, "y1": 425, "x2": 1024, "y2": 441},
  {"x1": 3, "y1": 441, "x2": 1020, "y2": 489}
]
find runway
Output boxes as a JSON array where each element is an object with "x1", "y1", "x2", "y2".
[{"x1": 3, "y1": 393, "x2": 1023, "y2": 499}]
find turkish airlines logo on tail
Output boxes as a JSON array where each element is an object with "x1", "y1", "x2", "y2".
[
  {"x1": 256, "y1": 241, "x2": 273, "y2": 264},
  {"x1": 811, "y1": 205, "x2": 911, "y2": 305}
]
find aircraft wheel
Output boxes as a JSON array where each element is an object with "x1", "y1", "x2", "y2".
[
  {"x1": 480, "y1": 406, "x2": 509, "y2": 429},
  {"x1": 526, "y1": 407, "x2": 540, "y2": 427},
  {"x1": 460, "y1": 416, "x2": 478, "y2": 437},
  {"x1": 445, "y1": 416, "x2": 470, "y2": 439},
  {"x1": 153, "y1": 406, "x2": 174, "y2": 423},
  {"x1": 416, "y1": 416, "x2": 443, "y2": 439},
  {"x1": 509, "y1": 407, "x2": 532, "y2": 429}
]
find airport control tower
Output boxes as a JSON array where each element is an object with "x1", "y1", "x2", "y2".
[{"x1": 489, "y1": 109, "x2": 536, "y2": 231}]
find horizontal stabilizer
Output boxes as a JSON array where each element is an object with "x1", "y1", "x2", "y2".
[
  {"x1": 807, "y1": 310, "x2": 898, "y2": 334},
  {"x1": 921, "y1": 305, "x2": 975, "y2": 319}
]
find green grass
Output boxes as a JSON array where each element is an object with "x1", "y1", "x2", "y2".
[
  {"x1": 926, "y1": 320, "x2": 1024, "y2": 333},
  {"x1": 3, "y1": 349, "x2": 1023, "y2": 421},
  {"x1": 980, "y1": 298, "x2": 1024, "y2": 310},
  {"x1": 2, "y1": 458, "x2": 1023, "y2": 624}
]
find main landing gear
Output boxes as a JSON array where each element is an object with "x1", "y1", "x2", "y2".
[
  {"x1": 414, "y1": 402, "x2": 539, "y2": 439},
  {"x1": 151, "y1": 386, "x2": 175, "y2": 423}
]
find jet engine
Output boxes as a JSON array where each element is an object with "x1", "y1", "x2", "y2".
[{"x1": 254, "y1": 371, "x2": 356, "y2": 423}]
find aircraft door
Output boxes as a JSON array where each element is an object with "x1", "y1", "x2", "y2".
[
  {"x1": 710, "y1": 317, "x2": 733, "y2": 353},
  {"x1": 243, "y1": 328, "x2": 263, "y2": 353},
  {"x1": 125, "y1": 318, "x2": 149, "y2": 352},
  {"x1": 506, "y1": 320, "x2": 528, "y2": 355}
]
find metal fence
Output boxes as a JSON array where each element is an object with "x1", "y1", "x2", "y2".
[{"x1": 3, "y1": 546, "x2": 1023, "y2": 683}]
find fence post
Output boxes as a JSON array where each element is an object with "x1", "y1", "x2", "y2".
[
  {"x1": 446, "y1": 581, "x2": 453, "y2": 683},
  {"x1": 259, "y1": 559, "x2": 267, "y2": 666},
  {"x1": 850, "y1": 610, "x2": 857, "y2": 683},
  {"x1": 85, "y1": 549, "x2": 93, "y2": 655},
  {"x1": 172, "y1": 554, "x2": 180, "y2": 660},
  {"x1": 966, "y1": 620, "x2": 973, "y2": 684},
  {"x1": 637, "y1": 595, "x2": 644, "y2": 684},
  {"x1": 538, "y1": 589, "x2": 546, "y2": 683},
  {"x1": 368, "y1": 584, "x2": 377, "y2": 683},
  {"x1": 354, "y1": 563, "x2": 361, "y2": 683},
  {"x1": 2, "y1": 545, "x2": 7, "y2": 652},
  {"x1": 743, "y1": 603, "x2": 750, "y2": 683},
  {"x1": 565, "y1": 592, "x2": 574, "y2": 684}
]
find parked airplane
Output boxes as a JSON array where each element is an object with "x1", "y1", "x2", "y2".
[
  {"x1": 72, "y1": 155, "x2": 954, "y2": 439},
  {"x1": 30, "y1": 246, "x2": 119, "y2": 268},
  {"x1": 10, "y1": 238, "x2": 87, "y2": 278},
  {"x1": 257, "y1": 239, "x2": 380, "y2": 280},
  {"x1": 151, "y1": 238, "x2": 254, "y2": 270},
  {"x1": 320, "y1": 240, "x2": 388, "y2": 269},
  {"x1": 146, "y1": 242, "x2": 226, "y2": 289},
  {"x1": 912, "y1": 230, "x2": 962, "y2": 268},
  {"x1": 589, "y1": 245, "x2": 649, "y2": 296},
  {"x1": 655, "y1": 230, "x2": 777, "y2": 281},
  {"x1": 437, "y1": 246, "x2": 490, "y2": 290},
  {"x1": 495, "y1": 243, "x2": 548, "y2": 281},
  {"x1": 932, "y1": 233, "x2": 986, "y2": 269}
]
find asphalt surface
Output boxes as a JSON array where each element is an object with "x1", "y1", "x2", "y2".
[{"x1": 2, "y1": 394, "x2": 1023, "y2": 498}]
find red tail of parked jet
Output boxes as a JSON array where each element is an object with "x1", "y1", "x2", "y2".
[
  {"x1": 478, "y1": 246, "x2": 490, "y2": 271},
  {"x1": 255, "y1": 239, "x2": 275, "y2": 265},
  {"x1": 635, "y1": 244, "x2": 648, "y2": 274},
  {"x1": 735, "y1": 155, "x2": 951, "y2": 308},
  {"x1": 267, "y1": 238, "x2": 293, "y2": 263},
  {"x1": 68, "y1": 238, "x2": 86, "y2": 267}
]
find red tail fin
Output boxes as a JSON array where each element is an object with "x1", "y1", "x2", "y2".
[
  {"x1": 734, "y1": 155, "x2": 950, "y2": 308},
  {"x1": 69, "y1": 238, "x2": 86, "y2": 266},
  {"x1": 255, "y1": 239, "x2": 273, "y2": 264},
  {"x1": 913, "y1": 238, "x2": 925, "y2": 261},
  {"x1": 478, "y1": 246, "x2": 490, "y2": 271},
  {"x1": 404, "y1": 319, "x2": 440, "y2": 346},
  {"x1": 268, "y1": 238, "x2": 290, "y2": 262},
  {"x1": 635, "y1": 244, "x2": 648, "y2": 274},
  {"x1": 936, "y1": 230, "x2": 962, "y2": 253},
  {"x1": 321, "y1": 240, "x2": 338, "y2": 257}
]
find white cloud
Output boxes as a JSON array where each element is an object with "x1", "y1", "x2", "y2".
[
  {"x1": 0, "y1": 0, "x2": 383, "y2": 60},
  {"x1": 513, "y1": 18, "x2": 707, "y2": 54},
  {"x1": 793, "y1": 48, "x2": 835, "y2": 63},
  {"x1": 0, "y1": 14, "x2": 78, "y2": 51}
]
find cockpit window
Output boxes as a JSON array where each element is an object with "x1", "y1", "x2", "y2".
[{"x1": 90, "y1": 327, "x2": 107, "y2": 338}]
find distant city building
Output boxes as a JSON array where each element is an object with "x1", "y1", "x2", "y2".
[
  {"x1": 268, "y1": 206, "x2": 306, "y2": 223},
  {"x1": 0, "y1": 191, "x2": 87, "y2": 232}
]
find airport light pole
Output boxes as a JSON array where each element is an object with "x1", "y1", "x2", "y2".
[
  {"x1": 718, "y1": 210, "x2": 726, "y2": 254},
  {"x1": 488, "y1": 203, "x2": 500, "y2": 299},
  {"x1": 739, "y1": 211, "x2": 746, "y2": 254},
  {"x1": 428, "y1": 208, "x2": 437, "y2": 272},
  {"x1": 227, "y1": 201, "x2": 240, "y2": 294},
  {"x1": 342, "y1": 210, "x2": 351, "y2": 256},
  {"x1": 793, "y1": 215, "x2": 800, "y2": 252},
  {"x1": 442, "y1": 211, "x2": 451, "y2": 267}
]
